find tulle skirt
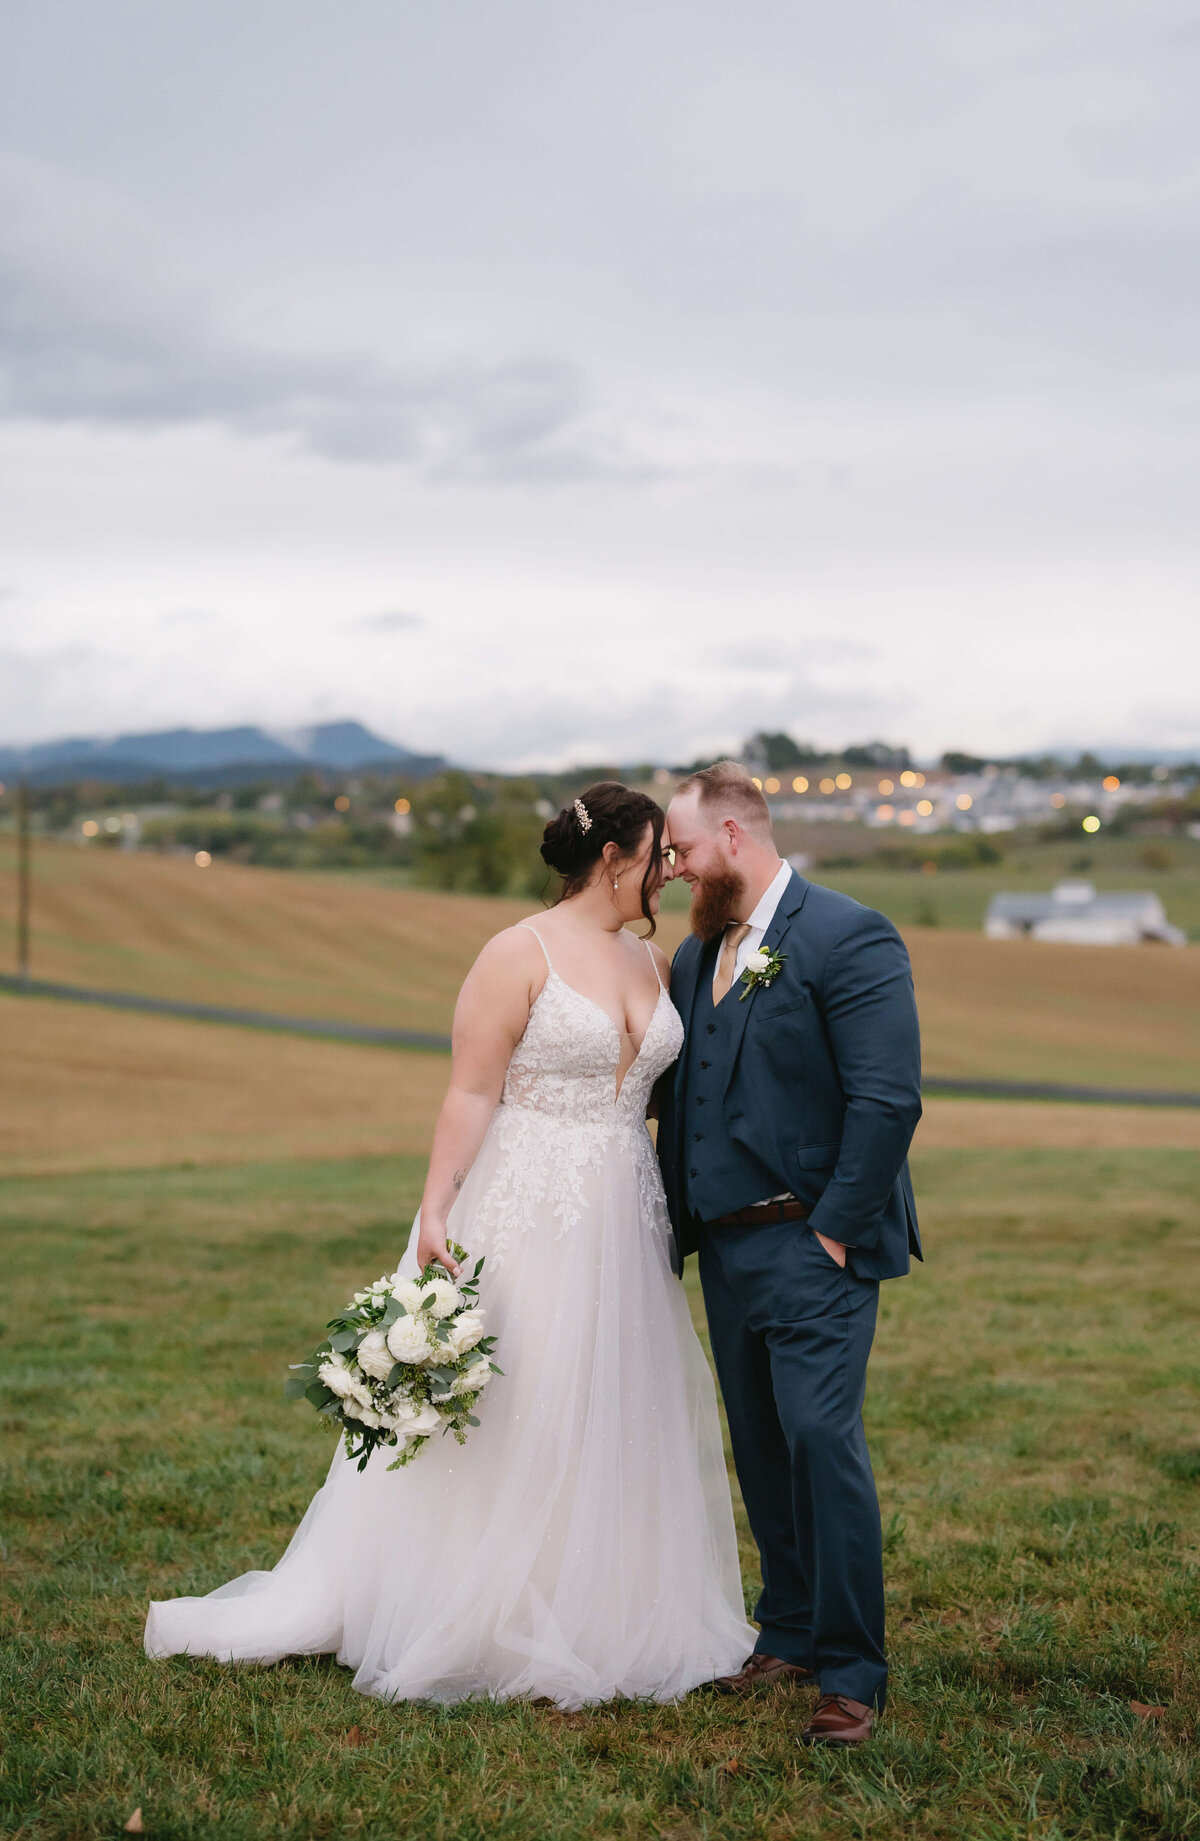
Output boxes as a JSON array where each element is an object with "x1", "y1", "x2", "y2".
[{"x1": 144, "y1": 1106, "x2": 755, "y2": 1706}]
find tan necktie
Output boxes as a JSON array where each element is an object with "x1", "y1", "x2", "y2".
[{"x1": 713, "y1": 921, "x2": 752, "y2": 1004}]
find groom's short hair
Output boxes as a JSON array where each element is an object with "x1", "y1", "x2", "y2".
[{"x1": 674, "y1": 760, "x2": 773, "y2": 837}]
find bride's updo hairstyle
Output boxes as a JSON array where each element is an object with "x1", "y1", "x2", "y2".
[{"x1": 540, "y1": 781, "x2": 666, "y2": 934}]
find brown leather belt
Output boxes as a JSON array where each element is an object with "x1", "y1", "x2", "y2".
[{"x1": 709, "y1": 1197, "x2": 810, "y2": 1229}]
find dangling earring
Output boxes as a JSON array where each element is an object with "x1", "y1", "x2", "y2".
[{"x1": 612, "y1": 875, "x2": 620, "y2": 892}]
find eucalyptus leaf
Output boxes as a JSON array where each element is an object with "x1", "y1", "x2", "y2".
[{"x1": 283, "y1": 1376, "x2": 310, "y2": 1400}]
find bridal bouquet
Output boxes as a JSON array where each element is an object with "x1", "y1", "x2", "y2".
[{"x1": 285, "y1": 1244, "x2": 500, "y2": 1471}]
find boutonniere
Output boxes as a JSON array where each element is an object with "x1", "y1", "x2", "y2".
[{"x1": 739, "y1": 946, "x2": 786, "y2": 999}]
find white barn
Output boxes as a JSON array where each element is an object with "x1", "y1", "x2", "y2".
[{"x1": 985, "y1": 881, "x2": 1186, "y2": 946}]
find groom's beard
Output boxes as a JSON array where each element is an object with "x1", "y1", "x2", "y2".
[{"x1": 689, "y1": 863, "x2": 748, "y2": 942}]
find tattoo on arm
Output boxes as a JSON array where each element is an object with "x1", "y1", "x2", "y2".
[{"x1": 452, "y1": 1168, "x2": 467, "y2": 1192}]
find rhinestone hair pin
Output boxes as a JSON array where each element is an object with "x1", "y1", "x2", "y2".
[{"x1": 573, "y1": 797, "x2": 592, "y2": 833}]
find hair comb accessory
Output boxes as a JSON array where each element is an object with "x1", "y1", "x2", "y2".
[{"x1": 573, "y1": 797, "x2": 592, "y2": 833}]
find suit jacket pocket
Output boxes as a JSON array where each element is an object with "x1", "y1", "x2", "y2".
[
  {"x1": 794, "y1": 1143, "x2": 838, "y2": 1170},
  {"x1": 757, "y1": 991, "x2": 811, "y2": 1020}
]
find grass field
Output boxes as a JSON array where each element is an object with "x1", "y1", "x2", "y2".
[
  {"x1": 792, "y1": 833, "x2": 1200, "y2": 942},
  {"x1": 5, "y1": 993, "x2": 1200, "y2": 1180},
  {"x1": 3, "y1": 841, "x2": 1199, "y2": 1093},
  {"x1": 2, "y1": 1147, "x2": 1198, "y2": 1840}
]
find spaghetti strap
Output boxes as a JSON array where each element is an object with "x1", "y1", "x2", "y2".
[
  {"x1": 643, "y1": 937, "x2": 667, "y2": 993},
  {"x1": 518, "y1": 923, "x2": 554, "y2": 972}
]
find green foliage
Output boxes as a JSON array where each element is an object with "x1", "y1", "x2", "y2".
[
  {"x1": 819, "y1": 836, "x2": 1005, "y2": 873},
  {"x1": 1, "y1": 1147, "x2": 1198, "y2": 1838},
  {"x1": 137, "y1": 810, "x2": 413, "y2": 871},
  {"x1": 412, "y1": 771, "x2": 549, "y2": 897},
  {"x1": 751, "y1": 731, "x2": 821, "y2": 771}
]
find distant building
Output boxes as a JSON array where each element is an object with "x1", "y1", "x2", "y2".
[{"x1": 985, "y1": 881, "x2": 1185, "y2": 947}]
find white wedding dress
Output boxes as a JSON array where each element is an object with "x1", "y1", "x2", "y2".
[{"x1": 145, "y1": 927, "x2": 755, "y2": 1706}]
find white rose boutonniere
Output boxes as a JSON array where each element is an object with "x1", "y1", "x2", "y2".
[{"x1": 739, "y1": 945, "x2": 786, "y2": 999}]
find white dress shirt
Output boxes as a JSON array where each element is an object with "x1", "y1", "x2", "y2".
[{"x1": 731, "y1": 858, "x2": 793, "y2": 982}]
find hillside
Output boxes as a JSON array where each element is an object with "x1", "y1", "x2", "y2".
[{"x1": 2, "y1": 839, "x2": 1199, "y2": 1092}]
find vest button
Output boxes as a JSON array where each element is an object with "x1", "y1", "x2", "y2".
[
  {"x1": 700, "y1": 1060, "x2": 710, "y2": 1069},
  {"x1": 695, "y1": 1096, "x2": 705, "y2": 1105},
  {"x1": 690, "y1": 1167, "x2": 698, "y2": 1177},
  {"x1": 706, "y1": 1024, "x2": 716, "y2": 1034},
  {"x1": 693, "y1": 1132, "x2": 703, "y2": 1142}
]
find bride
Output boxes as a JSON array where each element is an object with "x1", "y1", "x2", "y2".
[{"x1": 145, "y1": 781, "x2": 755, "y2": 1706}]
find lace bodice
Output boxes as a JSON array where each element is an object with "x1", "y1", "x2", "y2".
[
  {"x1": 500, "y1": 933, "x2": 684, "y2": 1128},
  {"x1": 464, "y1": 927, "x2": 684, "y2": 1267}
]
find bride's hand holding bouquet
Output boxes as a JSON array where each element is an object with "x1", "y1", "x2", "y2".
[{"x1": 286, "y1": 1241, "x2": 500, "y2": 1471}]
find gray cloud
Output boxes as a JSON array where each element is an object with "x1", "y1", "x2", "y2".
[
  {"x1": 416, "y1": 665, "x2": 897, "y2": 774},
  {"x1": 349, "y1": 611, "x2": 426, "y2": 634},
  {"x1": 158, "y1": 609, "x2": 218, "y2": 629},
  {"x1": 0, "y1": 155, "x2": 640, "y2": 481},
  {"x1": 0, "y1": 2, "x2": 1197, "y2": 761}
]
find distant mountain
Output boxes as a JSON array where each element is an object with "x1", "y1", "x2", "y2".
[
  {"x1": 284, "y1": 721, "x2": 434, "y2": 772},
  {"x1": 0, "y1": 722, "x2": 446, "y2": 787}
]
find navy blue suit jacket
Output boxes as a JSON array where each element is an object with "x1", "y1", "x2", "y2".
[{"x1": 658, "y1": 870, "x2": 923, "y2": 1283}]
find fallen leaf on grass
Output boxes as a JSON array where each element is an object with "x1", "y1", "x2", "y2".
[
  {"x1": 344, "y1": 1725, "x2": 370, "y2": 1747},
  {"x1": 124, "y1": 1812, "x2": 144, "y2": 1835},
  {"x1": 1131, "y1": 1702, "x2": 1166, "y2": 1719},
  {"x1": 722, "y1": 1758, "x2": 740, "y2": 1774}
]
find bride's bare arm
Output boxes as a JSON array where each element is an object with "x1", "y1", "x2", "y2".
[{"x1": 416, "y1": 929, "x2": 542, "y2": 1276}]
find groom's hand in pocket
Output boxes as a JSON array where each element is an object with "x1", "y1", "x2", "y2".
[{"x1": 814, "y1": 1230, "x2": 847, "y2": 1268}]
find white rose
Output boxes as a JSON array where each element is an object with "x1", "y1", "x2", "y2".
[
  {"x1": 318, "y1": 1358, "x2": 358, "y2": 1400},
  {"x1": 419, "y1": 1277, "x2": 462, "y2": 1320},
  {"x1": 452, "y1": 1358, "x2": 492, "y2": 1396},
  {"x1": 744, "y1": 949, "x2": 771, "y2": 973},
  {"x1": 443, "y1": 1310, "x2": 486, "y2": 1356},
  {"x1": 356, "y1": 1330, "x2": 395, "y2": 1382},
  {"x1": 386, "y1": 1314, "x2": 432, "y2": 1365},
  {"x1": 387, "y1": 1398, "x2": 441, "y2": 1435},
  {"x1": 389, "y1": 1279, "x2": 424, "y2": 1314},
  {"x1": 344, "y1": 1401, "x2": 383, "y2": 1428}
]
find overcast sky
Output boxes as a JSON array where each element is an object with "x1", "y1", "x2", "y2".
[{"x1": 1, "y1": 0, "x2": 1196, "y2": 767}]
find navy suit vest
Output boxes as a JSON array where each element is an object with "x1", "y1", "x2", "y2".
[{"x1": 682, "y1": 955, "x2": 783, "y2": 1224}]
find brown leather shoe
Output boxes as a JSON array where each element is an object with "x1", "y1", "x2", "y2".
[
  {"x1": 711, "y1": 1652, "x2": 815, "y2": 1695},
  {"x1": 801, "y1": 1693, "x2": 875, "y2": 1745}
]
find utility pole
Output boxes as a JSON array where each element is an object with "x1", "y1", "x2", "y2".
[{"x1": 16, "y1": 778, "x2": 30, "y2": 986}]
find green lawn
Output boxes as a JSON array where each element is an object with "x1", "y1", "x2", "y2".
[{"x1": 2, "y1": 1148, "x2": 1198, "y2": 1840}]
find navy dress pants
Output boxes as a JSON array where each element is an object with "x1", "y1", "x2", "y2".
[{"x1": 698, "y1": 1218, "x2": 887, "y2": 1709}]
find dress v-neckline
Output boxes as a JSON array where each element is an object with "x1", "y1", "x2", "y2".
[{"x1": 535, "y1": 969, "x2": 667, "y2": 1102}]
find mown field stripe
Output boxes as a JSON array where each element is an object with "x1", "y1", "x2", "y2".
[{"x1": 6, "y1": 969, "x2": 1200, "y2": 1107}]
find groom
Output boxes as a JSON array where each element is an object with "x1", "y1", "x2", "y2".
[{"x1": 658, "y1": 761, "x2": 922, "y2": 1746}]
